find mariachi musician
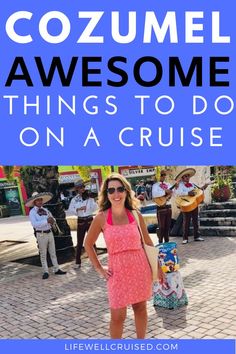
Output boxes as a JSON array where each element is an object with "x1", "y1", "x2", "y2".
[
  {"x1": 152, "y1": 170, "x2": 173, "y2": 244},
  {"x1": 26, "y1": 192, "x2": 67, "y2": 279},
  {"x1": 68, "y1": 180, "x2": 98, "y2": 269},
  {"x1": 174, "y1": 168, "x2": 209, "y2": 244}
]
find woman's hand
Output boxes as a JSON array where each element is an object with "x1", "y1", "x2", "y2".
[{"x1": 96, "y1": 266, "x2": 112, "y2": 280}]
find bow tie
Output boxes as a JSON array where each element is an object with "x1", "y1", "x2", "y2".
[
  {"x1": 160, "y1": 183, "x2": 168, "y2": 190},
  {"x1": 37, "y1": 208, "x2": 47, "y2": 216},
  {"x1": 184, "y1": 183, "x2": 193, "y2": 188}
]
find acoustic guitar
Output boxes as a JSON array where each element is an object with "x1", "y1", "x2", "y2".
[
  {"x1": 175, "y1": 180, "x2": 213, "y2": 212},
  {"x1": 175, "y1": 188, "x2": 204, "y2": 212},
  {"x1": 153, "y1": 184, "x2": 176, "y2": 207}
]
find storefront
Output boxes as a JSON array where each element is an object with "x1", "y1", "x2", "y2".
[
  {"x1": 118, "y1": 166, "x2": 156, "y2": 197},
  {"x1": 0, "y1": 179, "x2": 25, "y2": 216},
  {"x1": 59, "y1": 172, "x2": 81, "y2": 194},
  {"x1": 58, "y1": 167, "x2": 102, "y2": 202},
  {"x1": 85, "y1": 170, "x2": 102, "y2": 197}
]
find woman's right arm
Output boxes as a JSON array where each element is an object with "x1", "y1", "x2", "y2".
[{"x1": 84, "y1": 213, "x2": 111, "y2": 280}]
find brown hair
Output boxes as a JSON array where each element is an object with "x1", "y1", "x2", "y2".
[{"x1": 98, "y1": 173, "x2": 140, "y2": 211}]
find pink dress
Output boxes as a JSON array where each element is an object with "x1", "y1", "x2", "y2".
[{"x1": 103, "y1": 209, "x2": 152, "y2": 309}]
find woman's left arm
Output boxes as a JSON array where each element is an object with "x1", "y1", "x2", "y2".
[
  {"x1": 138, "y1": 211, "x2": 166, "y2": 282},
  {"x1": 138, "y1": 211, "x2": 154, "y2": 246},
  {"x1": 138, "y1": 211, "x2": 166, "y2": 283}
]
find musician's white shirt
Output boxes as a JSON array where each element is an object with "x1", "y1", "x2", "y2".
[
  {"x1": 152, "y1": 182, "x2": 172, "y2": 205},
  {"x1": 68, "y1": 195, "x2": 98, "y2": 217},
  {"x1": 174, "y1": 181, "x2": 195, "y2": 196},
  {"x1": 29, "y1": 206, "x2": 52, "y2": 231}
]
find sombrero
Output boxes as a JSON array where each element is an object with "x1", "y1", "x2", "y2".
[
  {"x1": 175, "y1": 168, "x2": 196, "y2": 181},
  {"x1": 25, "y1": 192, "x2": 53, "y2": 208},
  {"x1": 160, "y1": 169, "x2": 171, "y2": 175}
]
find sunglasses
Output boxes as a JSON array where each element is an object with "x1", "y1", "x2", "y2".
[
  {"x1": 182, "y1": 175, "x2": 190, "y2": 178},
  {"x1": 160, "y1": 173, "x2": 166, "y2": 177},
  {"x1": 107, "y1": 186, "x2": 126, "y2": 194}
]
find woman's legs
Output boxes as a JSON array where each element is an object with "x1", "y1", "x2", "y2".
[
  {"x1": 110, "y1": 307, "x2": 127, "y2": 338},
  {"x1": 132, "y1": 301, "x2": 147, "y2": 338}
]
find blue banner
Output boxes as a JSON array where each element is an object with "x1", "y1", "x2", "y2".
[
  {"x1": 0, "y1": 339, "x2": 235, "y2": 354},
  {"x1": 0, "y1": 0, "x2": 235, "y2": 165}
]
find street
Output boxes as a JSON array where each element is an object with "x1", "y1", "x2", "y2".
[{"x1": 0, "y1": 216, "x2": 236, "y2": 339}]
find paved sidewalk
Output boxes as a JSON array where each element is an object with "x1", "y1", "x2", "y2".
[{"x1": 0, "y1": 216, "x2": 236, "y2": 339}]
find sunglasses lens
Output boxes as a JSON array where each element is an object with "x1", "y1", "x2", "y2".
[
  {"x1": 107, "y1": 186, "x2": 125, "y2": 194},
  {"x1": 117, "y1": 186, "x2": 125, "y2": 193},
  {"x1": 107, "y1": 188, "x2": 115, "y2": 194},
  {"x1": 161, "y1": 174, "x2": 166, "y2": 177}
]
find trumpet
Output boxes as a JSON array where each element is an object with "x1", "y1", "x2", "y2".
[{"x1": 51, "y1": 218, "x2": 63, "y2": 235}]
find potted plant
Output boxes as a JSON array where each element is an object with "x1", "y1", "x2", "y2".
[{"x1": 211, "y1": 167, "x2": 233, "y2": 202}]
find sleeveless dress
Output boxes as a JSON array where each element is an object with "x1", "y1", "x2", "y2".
[{"x1": 103, "y1": 209, "x2": 152, "y2": 309}]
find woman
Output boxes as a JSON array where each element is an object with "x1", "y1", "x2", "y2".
[{"x1": 85, "y1": 173, "x2": 163, "y2": 339}]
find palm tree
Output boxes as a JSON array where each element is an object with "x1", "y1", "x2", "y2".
[{"x1": 19, "y1": 166, "x2": 75, "y2": 262}]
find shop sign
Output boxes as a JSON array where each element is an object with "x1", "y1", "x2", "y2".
[
  {"x1": 0, "y1": 180, "x2": 17, "y2": 188},
  {"x1": 121, "y1": 168, "x2": 155, "y2": 178},
  {"x1": 59, "y1": 174, "x2": 80, "y2": 184}
]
